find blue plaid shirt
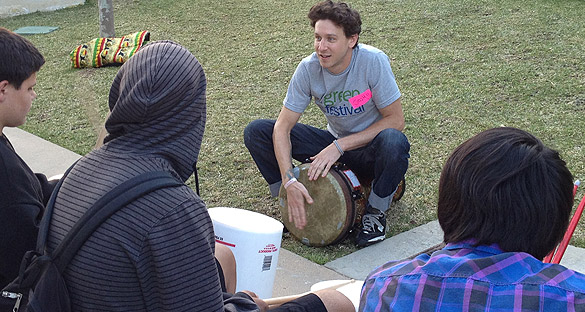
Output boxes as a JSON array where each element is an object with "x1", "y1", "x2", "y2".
[{"x1": 359, "y1": 242, "x2": 585, "y2": 311}]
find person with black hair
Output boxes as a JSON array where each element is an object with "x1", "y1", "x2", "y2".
[
  {"x1": 0, "y1": 27, "x2": 56, "y2": 288},
  {"x1": 244, "y1": 0, "x2": 410, "y2": 247},
  {"x1": 359, "y1": 127, "x2": 585, "y2": 311}
]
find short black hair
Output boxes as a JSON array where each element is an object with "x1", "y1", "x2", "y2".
[
  {"x1": 0, "y1": 27, "x2": 45, "y2": 89},
  {"x1": 308, "y1": 0, "x2": 361, "y2": 47},
  {"x1": 438, "y1": 127, "x2": 574, "y2": 260}
]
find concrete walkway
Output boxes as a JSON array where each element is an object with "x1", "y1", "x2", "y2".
[{"x1": 5, "y1": 127, "x2": 585, "y2": 301}]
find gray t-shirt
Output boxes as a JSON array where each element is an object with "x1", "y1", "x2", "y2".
[{"x1": 283, "y1": 44, "x2": 401, "y2": 138}]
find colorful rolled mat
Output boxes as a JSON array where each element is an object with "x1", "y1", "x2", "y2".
[{"x1": 70, "y1": 31, "x2": 150, "y2": 68}]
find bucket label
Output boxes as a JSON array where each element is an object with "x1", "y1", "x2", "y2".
[
  {"x1": 262, "y1": 255, "x2": 272, "y2": 271},
  {"x1": 258, "y1": 244, "x2": 278, "y2": 253}
]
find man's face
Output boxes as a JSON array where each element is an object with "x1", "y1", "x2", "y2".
[
  {"x1": 313, "y1": 19, "x2": 358, "y2": 75},
  {"x1": 0, "y1": 72, "x2": 38, "y2": 128}
]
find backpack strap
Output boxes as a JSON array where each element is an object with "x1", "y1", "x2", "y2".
[
  {"x1": 48, "y1": 171, "x2": 183, "y2": 273},
  {"x1": 36, "y1": 161, "x2": 79, "y2": 252}
]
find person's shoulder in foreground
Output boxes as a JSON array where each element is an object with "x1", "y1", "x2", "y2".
[
  {"x1": 359, "y1": 127, "x2": 585, "y2": 311},
  {"x1": 0, "y1": 26, "x2": 52, "y2": 288},
  {"x1": 361, "y1": 241, "x2": 585, "y2": 311}
]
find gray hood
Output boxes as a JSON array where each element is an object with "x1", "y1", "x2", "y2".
[{"x1": 104, "y1": 40, "x2": 206, "y2": 181}]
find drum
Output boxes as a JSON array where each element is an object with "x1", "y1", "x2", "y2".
[
  {"x1": 279, "y1": 163, "x2": 405, "y2": 247},
  {"x1": 278, "y1": 163, "x2": 366, "y2": 247}
]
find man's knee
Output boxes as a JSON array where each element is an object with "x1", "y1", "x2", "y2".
[
  {"x1": 244, "y1": 119, "x2": 275, "y2": 148},
  {"x1": 215, "y1": 243, "x2": 237, "y2": 293},
  {"x1": 313, "y1": 289, "x2": 355, "y2": 312},
  {"x1": 373, "y1": 128, "x2": 410, "y2": 153}
]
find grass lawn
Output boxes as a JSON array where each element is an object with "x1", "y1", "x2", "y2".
[{"x1": 2, "y1": 0, "x2": 585, "y2": 264}]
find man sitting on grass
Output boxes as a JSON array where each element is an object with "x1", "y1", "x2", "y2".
[{"x1": 244, "y1": 0, "x2": 410, "y2": 247}]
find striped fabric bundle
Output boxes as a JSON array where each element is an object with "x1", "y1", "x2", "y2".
[{"x1": 69, "y1": 31, "x2": 150, "y2": 68}]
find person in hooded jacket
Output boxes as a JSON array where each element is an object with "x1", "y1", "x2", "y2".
[{"x1": 46, "y1": 40, "x2": 354, "y2": 312}]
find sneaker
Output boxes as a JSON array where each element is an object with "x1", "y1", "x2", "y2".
[{"x1": 355, "y1": 206, "x2": 387, "y2": 247}]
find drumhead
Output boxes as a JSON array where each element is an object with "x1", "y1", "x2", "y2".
[{"x1": 279, "y1": 164, "x2": 356, "y2": 247}]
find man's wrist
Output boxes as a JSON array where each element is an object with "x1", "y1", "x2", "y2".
[
  {"x1": 284, "y1": 178, "x2": 298, "y2": 189},
  {"x1": 285, "y1": 168, "x2": 295, "y2": 180},
  {"x1": 282, "y1": 166, "x2": 299, "y2": 182},
  {"x1": 333, "y1": 139, "x2": 344, "y2": 156}
]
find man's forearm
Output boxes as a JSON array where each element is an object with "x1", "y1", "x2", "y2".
[{"x1": 273, "y1": 127, "x2": 295, "y2": 182}]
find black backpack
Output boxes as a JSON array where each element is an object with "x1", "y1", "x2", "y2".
[{"x1": 1, "y1": 170, "x2": 183, "y2": 312}]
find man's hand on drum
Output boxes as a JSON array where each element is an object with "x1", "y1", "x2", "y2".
[
  {"x1": 307, "y1": 143, "x2": 342, "y2": 180},
  {"x1": 286, "y1": 181, "x2": 313, "y2": 229}
]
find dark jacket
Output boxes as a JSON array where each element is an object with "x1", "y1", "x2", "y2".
[
  {"x1": 47, "y1": 41, "x2": 257, "y2": 312},
  {"x1": 0, "y1": 135, "x2": 54, "y2": 288}
]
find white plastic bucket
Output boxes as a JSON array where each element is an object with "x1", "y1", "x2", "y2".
[{"x1": 208, "y1": 207, "x2": 283, "y2": 299}]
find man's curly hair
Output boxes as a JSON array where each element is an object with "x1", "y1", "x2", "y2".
[{"x1": 308, "y1": 0, "x2": 362, "y2": 46}]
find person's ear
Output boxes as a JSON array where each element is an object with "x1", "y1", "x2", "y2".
[
  {"x1": 348, "y1": 34, "x2": 358, "y2": 48},
  {"x1": 0, "y1": 80, "x2": 10, "y2": 103}
]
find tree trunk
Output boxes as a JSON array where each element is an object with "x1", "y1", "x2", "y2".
[{"x1": 98, "y1": 0, "x2": 115, "y2": 38}]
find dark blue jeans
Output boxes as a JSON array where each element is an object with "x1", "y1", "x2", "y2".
[{"x1": 243, "y1": 119, "x2": 410, "y2": 212}]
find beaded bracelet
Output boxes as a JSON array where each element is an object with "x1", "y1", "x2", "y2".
[{"x1": 333, "y1": 139, "x2": 344, "y2": 156}]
